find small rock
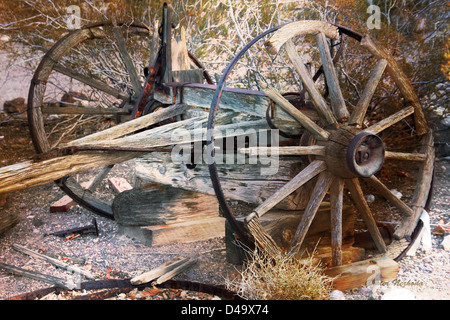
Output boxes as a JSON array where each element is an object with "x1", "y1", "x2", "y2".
[
  {"x1": 441, "y1": 235, "x2": 450, "y2": 251},
  {"x1": 329, "y1": 290, "x2": 345, "y2": 300},
  {"x1": 381, "y1": 288, "x2": 415, "y2": 300},
  {"x1": 3, "y1": 98, "x2": 26, "y2": 114},
  {"x1": 390, "y1": 189, "x2": 403, "y2": 199},
  {"x1": 365, "y1": 194, "x2": 375, "y2": 203}
]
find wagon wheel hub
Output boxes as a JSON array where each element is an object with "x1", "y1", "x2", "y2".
[{"x1": 324, "y1": 127, "x2": 385, "y2": 179}]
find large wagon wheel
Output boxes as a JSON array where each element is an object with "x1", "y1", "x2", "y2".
[
  {"x1": 207, "y1": 21, "x2": 434, "y2": 265},
  {"x1": 27, "y1": 20, "x2": 210, "y2": 218}
]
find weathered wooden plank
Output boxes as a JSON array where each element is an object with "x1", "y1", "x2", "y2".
[
  {"x1": 180, "y1": 83, "x2": 302, "y2": 127},
  {"x1": 153, "y1": 258, "x2": 197, "y2": 285},
  {"x1": 316, "y1": 32, "x2": 349, "y2": 121},
  {"x1": 284, "y1": 40, "x2": 338, "y2": 127},
  {"x1": 349, "y1": 59, "x2": 388, "y2": 126},
  {"x1": 265, "y1": 20, "x2": 339, "y2": 55},
  {"x1": 323, "y1": 257, "x2": 398, "y2": 291},
  {"x1": 130, "y1": 256, "x2": 188, "y2": 285},
  {"x1": 361, "y1": 35, "x2": 428, "y2": 135},
  {"x1": 12, "y1": 244, "x2": 95, "y2": 280},
  {"x1": 0, "y1": 262, "x2": 77, "y2": 290},
  {"x1": 122, "y1": 217, "x2": 225, "y2": 247},
  {"x1": 113, "y1": 186, "x2": 219, "y2": 226},
  {"x1": 66, "y1": 103, "x2": 189, "y2": 145},
  {"x1": 135, "y1": 152, "x2": 310, "y2": 208}
]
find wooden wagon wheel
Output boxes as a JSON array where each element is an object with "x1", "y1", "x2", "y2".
[
  {"x1": 27, "y1": 20, "x2": 210, "y2": 219},
  {"x1": 207, "y1": 21, "x2": 434, "y2": 266}
]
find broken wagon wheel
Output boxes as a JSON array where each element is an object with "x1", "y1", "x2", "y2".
[
  {"x1": 27, "y1": 20, "x2": 209, "y2": 218},
  {"x1": 207, "y1": 21, "x2": 434, "y2": 266}
]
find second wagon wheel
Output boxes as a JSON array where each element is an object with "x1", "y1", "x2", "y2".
[
  {"x1": 207, "y1": 21, "x2": 434, "y2": 266},
  {"x1": 27, "y1": 20, "x2": 210, "y2": 218}
]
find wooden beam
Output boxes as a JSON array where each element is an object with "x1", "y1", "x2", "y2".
[
  {"x1": 66, "y1": 103, "x2": 189, "y2": 145},
  {"x1": 323, "y1": 257, "x2": 398, "y2": 291}
]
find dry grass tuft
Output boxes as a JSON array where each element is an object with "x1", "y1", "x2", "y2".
[{"x1": 225, "y1": 245, "x2": 333, "y2": 300}]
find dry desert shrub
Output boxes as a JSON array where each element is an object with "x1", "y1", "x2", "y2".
[{"x1": 225, "y1": 246, "x2": 333, "y2": 300}]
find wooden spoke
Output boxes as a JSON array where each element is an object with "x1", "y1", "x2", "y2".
[
  {"x1": 394, "y1": 132, "x2": 435, "y2": 239},
  {"x1": 384, "y1": 151, "x2": 427, "y2": 161},
  {"x1": 239, "y1": 145, "x2": 326, "y2": 157},
  {"x1": 316, "y1": 32, "x2": 349, "y2": 122},
  {"x1": 250, "y1": 160, "x2": 327, "y2": 219},
  {"x1": 260, "y1": 81, "x2": 330, "y2": 141},
  {"x1": 284, "y1": 40, "x2": 338, "y2": 127},
  {"x1": 364, "y1": 175, "x2": 413, "y2": 217},
  {"x1": 345, "y1": 178, "x2": 387, "y2": 253},
  {"x1": 330, "y1": 178, "x2": 344, "y2": 266},
  {"x1": 112, "y1": 19, "x2": 142, "y2": 95},
  {"x1": 53, "y1": 64, "x2": 129, "y2": 101},
  {"x1": 361, "y1": 35, "x2": 428, "y2": 135},
  {"x1": 363, "y1": 106, "x2": 414, "y2": 135},
  {"x1": 289, "y1": 171, "x2": 334, "y2": 255},
  {"x1": 349, "y1": 59, "x2": 388, "y2": 126}
]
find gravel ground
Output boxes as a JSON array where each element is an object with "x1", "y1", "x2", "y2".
[
  {"x1": 0, "y1": 158, "x2": 448, "y2": 300},
  {"x1": 0, "y1": 177, "x2": 239, "y2": 299}
]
